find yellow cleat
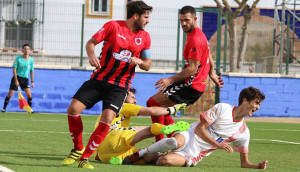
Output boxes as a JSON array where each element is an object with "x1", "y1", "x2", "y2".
[
  {"x1": 77, "y1": 158, "x2": 94, "y2": 169},
  {"x1": 62, "y1": 147, "x2": 85, "y2": 166}
]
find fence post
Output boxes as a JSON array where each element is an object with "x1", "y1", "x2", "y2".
[
  {"x1": 80, "y1": 4, "x2": 85, "y2": 67},
  {"x1": 286, "y1": 13, "x2": 290, "y2": 75},
  {"x1": 223, "y1": 12, "x2": 228, "y2": 72}
]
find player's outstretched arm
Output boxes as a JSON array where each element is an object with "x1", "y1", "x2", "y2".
[
  {"x1": 240, "y1": 152, "x2": 268, "y2": 169},
  {"x1": 137, "y1": 103, "x2": 186, "y2": 116}
]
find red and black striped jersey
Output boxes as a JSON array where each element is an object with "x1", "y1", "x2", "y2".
[
  {"x1": 183, "y1": 27, "x2": 210, "y2": 92},
  {"x1": 91, "y1": 20, "x2": 151, "y2": 89}
]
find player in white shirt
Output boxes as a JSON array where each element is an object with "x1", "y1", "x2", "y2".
[{"x1": 123, "y1": 86, "x2": 268, "y2": 169}]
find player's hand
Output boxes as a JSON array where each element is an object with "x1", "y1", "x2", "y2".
[
  {"x1": 15, "y1": 80, "x2": 20, "y2": 87},
  {"x1": 209, "y1": 73, "x2": 224, "y2": 88},
  {"x1": 155, "y1": 78, "x2": 172, "y2": 93},
  {"x1": 216, "y1": 143, "x2": 233, "y2": 153},
  {"x1": 31, "y1": 82, "x2": 34, "y2": 88},
  {"x1": 256, "y1": 160, "x2": 268, "y2": 169},
  {"x1": 89, "y1": 56, "x2": 100, "y2": 68},
  {"x1": 128, "y1": 57, "x2": 143, "y2": 65},
  {"x1": 168, "y1": 103, "x2": 187, "y2": 116}
]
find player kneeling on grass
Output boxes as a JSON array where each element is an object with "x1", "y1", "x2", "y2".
[
  {"x1": 123, "y1": 86, "x2": 268, "y2": 169},
  {"x1": 93, "y1": 88, "x2": 189, "y2": 165}
]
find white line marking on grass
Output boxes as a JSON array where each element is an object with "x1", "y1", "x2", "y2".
[
  {"x1": 0, "y1": 130, "x2": 92, "y2": 135},
  {"x1": 0, "y1": 165, "x2": 15, "y2": 172},
  {"x1": 0, "y1": 118, "x2": 60, "y2": 122},
  {"x1": 254, "y1": 128, "x2": 300, "y2": 132},
  {"x1": 253, "y1": 139, "x2": 300, "y2": 145}
]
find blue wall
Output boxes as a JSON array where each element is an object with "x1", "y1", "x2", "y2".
[
  {"x1": 220, "y1": 75, "x2": 300, "y2": 117},
  {"x1": 0, "y1": 67, "x2": 299, "y2": 117},
  {"x1": 0, "y1": 67, "x2": 173, "y2": 115}
]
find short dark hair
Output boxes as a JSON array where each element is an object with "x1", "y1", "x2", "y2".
[
  {"x1": 22, "y1": 44, "x2": 30, "y2": 48},
  {"x1": 179, "y1": 6, "x2": 196, "y2": 16},
  {"x1": 129, "y1": 87, "x2": 136, "y2": 94},
  {"x1": 238, "y1": 86, "x2": 265, "y2": 105},
  {"x1": 126, "y1": 0, "x2": 152, "y2": 19}
]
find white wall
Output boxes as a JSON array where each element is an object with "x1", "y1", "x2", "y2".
[{"x1": 40, "y1": 0, "x2": 280, "y2": 59}]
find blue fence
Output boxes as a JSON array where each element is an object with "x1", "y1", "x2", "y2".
[
  {"x1": 0, "y1": 67, "x2": 299, "y2": 117},
  {"x1": 220, "y1": 75, "x2": 300, "y2": 117}
]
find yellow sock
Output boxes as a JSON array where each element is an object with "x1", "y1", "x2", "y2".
[{"x1": 150, "y1": 123, "x2": 165, "y2": 135}]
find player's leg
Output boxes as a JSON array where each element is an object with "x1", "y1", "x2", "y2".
[
  {"x1": 23, "y1": 88, "x2": 32, "y2": 109},
  {"x1": 123, "y1": 133, "x2": 186, "y2": 164},
  {"x1": 62, "y1": 98, "x2": 86, "y2": 166},
  {"x1": 63, "y1": 79, "x2": 103, "y2": 166},
  {"x1": 78, "y1": 84, "x2": 127, "y2": 169},
  {"x1": 20, "y1": 77, "x2": 32, "y2": 108},
  {"x1": 147, "y1": 94, "x2": 175, "y2": 141},
  {"x1": 1, "y1": 90, "x2": 15, "y2": 112},
  {"x1": 2, "y1": 77, "x2": 18, "y2": 112},
  {"x1": 157, "y1": 153, "x2": 186, "y2": 166}
]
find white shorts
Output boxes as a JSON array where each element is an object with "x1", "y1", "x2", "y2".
[{"x1": 172, "y1": 121, "x2": 213, "y2": 167}]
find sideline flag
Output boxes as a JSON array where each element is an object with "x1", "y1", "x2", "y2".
[{"x1": 18, "y1": 89, "x2": 32, "y2": 113}]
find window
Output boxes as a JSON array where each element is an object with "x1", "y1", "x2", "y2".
[
  {"x1": 86, "y1": 0, "x2": 113, "y2": 18},
  {"x1": 5, "y1": 23, "x2": 33, "y2": 48}
]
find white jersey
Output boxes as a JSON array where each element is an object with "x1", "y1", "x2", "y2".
[{"x1": 173, "y1": 103, "x2": 250, "y2": 167}]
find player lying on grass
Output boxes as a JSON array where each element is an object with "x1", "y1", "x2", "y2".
[
  {"x1": 62, "y1": 88, "x2": 188, "y2": 167},
  {"x1": 123, "y1": 86, "x2": 268, "y2": 169}
]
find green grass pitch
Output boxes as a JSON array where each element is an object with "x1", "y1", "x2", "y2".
[{"x1": 0, "y1": 112, "x2": 299, "y2": 171}]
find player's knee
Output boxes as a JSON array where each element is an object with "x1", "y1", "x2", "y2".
[
  {"x1": 163, "y1": 137, "x2": 178, "y2": 150},
  {"x1": 146, "y1": 97, "x2": 160, "y2": 107},
  {"x1": 67, "y1": 106, "x2": 77, "y2": 115},
  {"x1": 157, "y1": 156, "x2": 173, "y2": 166}
]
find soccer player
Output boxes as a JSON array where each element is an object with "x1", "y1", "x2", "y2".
[
  {"x1": 62, "y1": 1, "x2": 153, "y2": 169},
  {"x1": 93, "y1": 88, "x2": 189, "y2": 164},
  {"x1": 123, "y1": 86, "x2": 268, "y2": 169},
  {"x1": 147, "y1": 6, "x2": 224, "y2": 141},
  {"x1": 1, "y1": 44, "x2": 34, "y2": 113}
]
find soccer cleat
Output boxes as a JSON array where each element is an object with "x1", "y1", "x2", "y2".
[
  {"x1": 77, "y1": 158, "x2": 94, "y2": 169},
  {"x1": 122, "y1": 151, "x2": 141, "y2": 165},
  {"x1": 62, "y1": 147, "x2": 85, "y2": 166},
  {"x1": 167, "y1": 103, "x2": 187, "y2": 116},
  {"x1": 1, "y1": 109, "x2": 5, "y2": 113},
  {"x1": 160, "y1": 121, "x2": 190, "y2": 135},
  {"x1": 109, "y1": 157, "x2": 122, "y2": 165}
]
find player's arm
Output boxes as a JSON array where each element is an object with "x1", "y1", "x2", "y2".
[
  {"x1": 137, "y1": 104, "x2": 186, "y2": 116},
  {"x1": 128, "y1": 49, "x2": 152, "y2": 71},
  {"x1": 30, "y1": 70, "x2": 34, "y2": 88},
  {"x1": 240, "y1": 152, "x2": 268, "y2": 169},
  {"x1": 86, "y1": 38, "x2": 100, "y2": 68},
  {"x1": 194, "y1": 119, "x2": 233, "y2": 153},
  {"x1": 13, "y1": 67, "x2": 19, "y2": 87},
  {"x1": 208, "y1": 53, "x2": 224, "y2": 88},
  {"x1": 155, "y1": 58, "x2": 199, "y2": 93}
]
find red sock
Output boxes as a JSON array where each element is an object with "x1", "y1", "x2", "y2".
[
  {"x1": 68, "y1": 115, "x2": 84, "y2": 151},
  {"x1": 164, "y1": 114, "x2": 175, "y2": 138},
  {"x1": 80, "y1": 122, "x2": 110, "y2": 159},
  {"x1": 147, "y1": 97, "x2": 165, "y2": 142}
]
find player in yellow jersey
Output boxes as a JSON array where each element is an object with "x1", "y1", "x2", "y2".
[{"x1": 93, "y1": 88, "x2": 189, "y2": 164}]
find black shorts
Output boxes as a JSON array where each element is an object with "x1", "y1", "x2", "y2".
[
  {"x1": 73, "y1": 79, "x2": 128, "y2": 114},
  {"x1": 163, "y1": 81, "x2": 203, "y2": 105},
  {"x1": 9, "y1": 76, "x2": 30, "y2": 91}
]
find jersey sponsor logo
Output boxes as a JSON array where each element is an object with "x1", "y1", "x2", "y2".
[
  {"x1": 216, "y1": 137, "x2": 224, "y2": 143},
  {"x1": 135, "y1": 38, "x2": 142, "y2": 45},
  {"x1": 118, "y1": 33, "x2": 126, "y2": 40},
  {"x1": 113, "y1": 50, "x2": 132, "y2": 62}
]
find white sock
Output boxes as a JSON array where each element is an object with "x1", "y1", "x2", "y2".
[{"x1": 139, "y1": 137, "x2": 178, "y2": 157}]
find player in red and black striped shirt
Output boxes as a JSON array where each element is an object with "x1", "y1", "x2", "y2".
[
  {"x1": 62, "y1": 1, "x2": 152, "y2": 169},
  {"x1": 147, "y1": 6, "x2": 224, "y2": 142}
]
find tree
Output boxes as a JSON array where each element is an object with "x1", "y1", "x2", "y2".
[{"x1": 214, "y1": 0, "x2": 260, "y2": 72}]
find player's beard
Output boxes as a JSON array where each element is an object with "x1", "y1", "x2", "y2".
[{"x1": 135, "y1": 19, "x2": 145, "y2": 31}]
